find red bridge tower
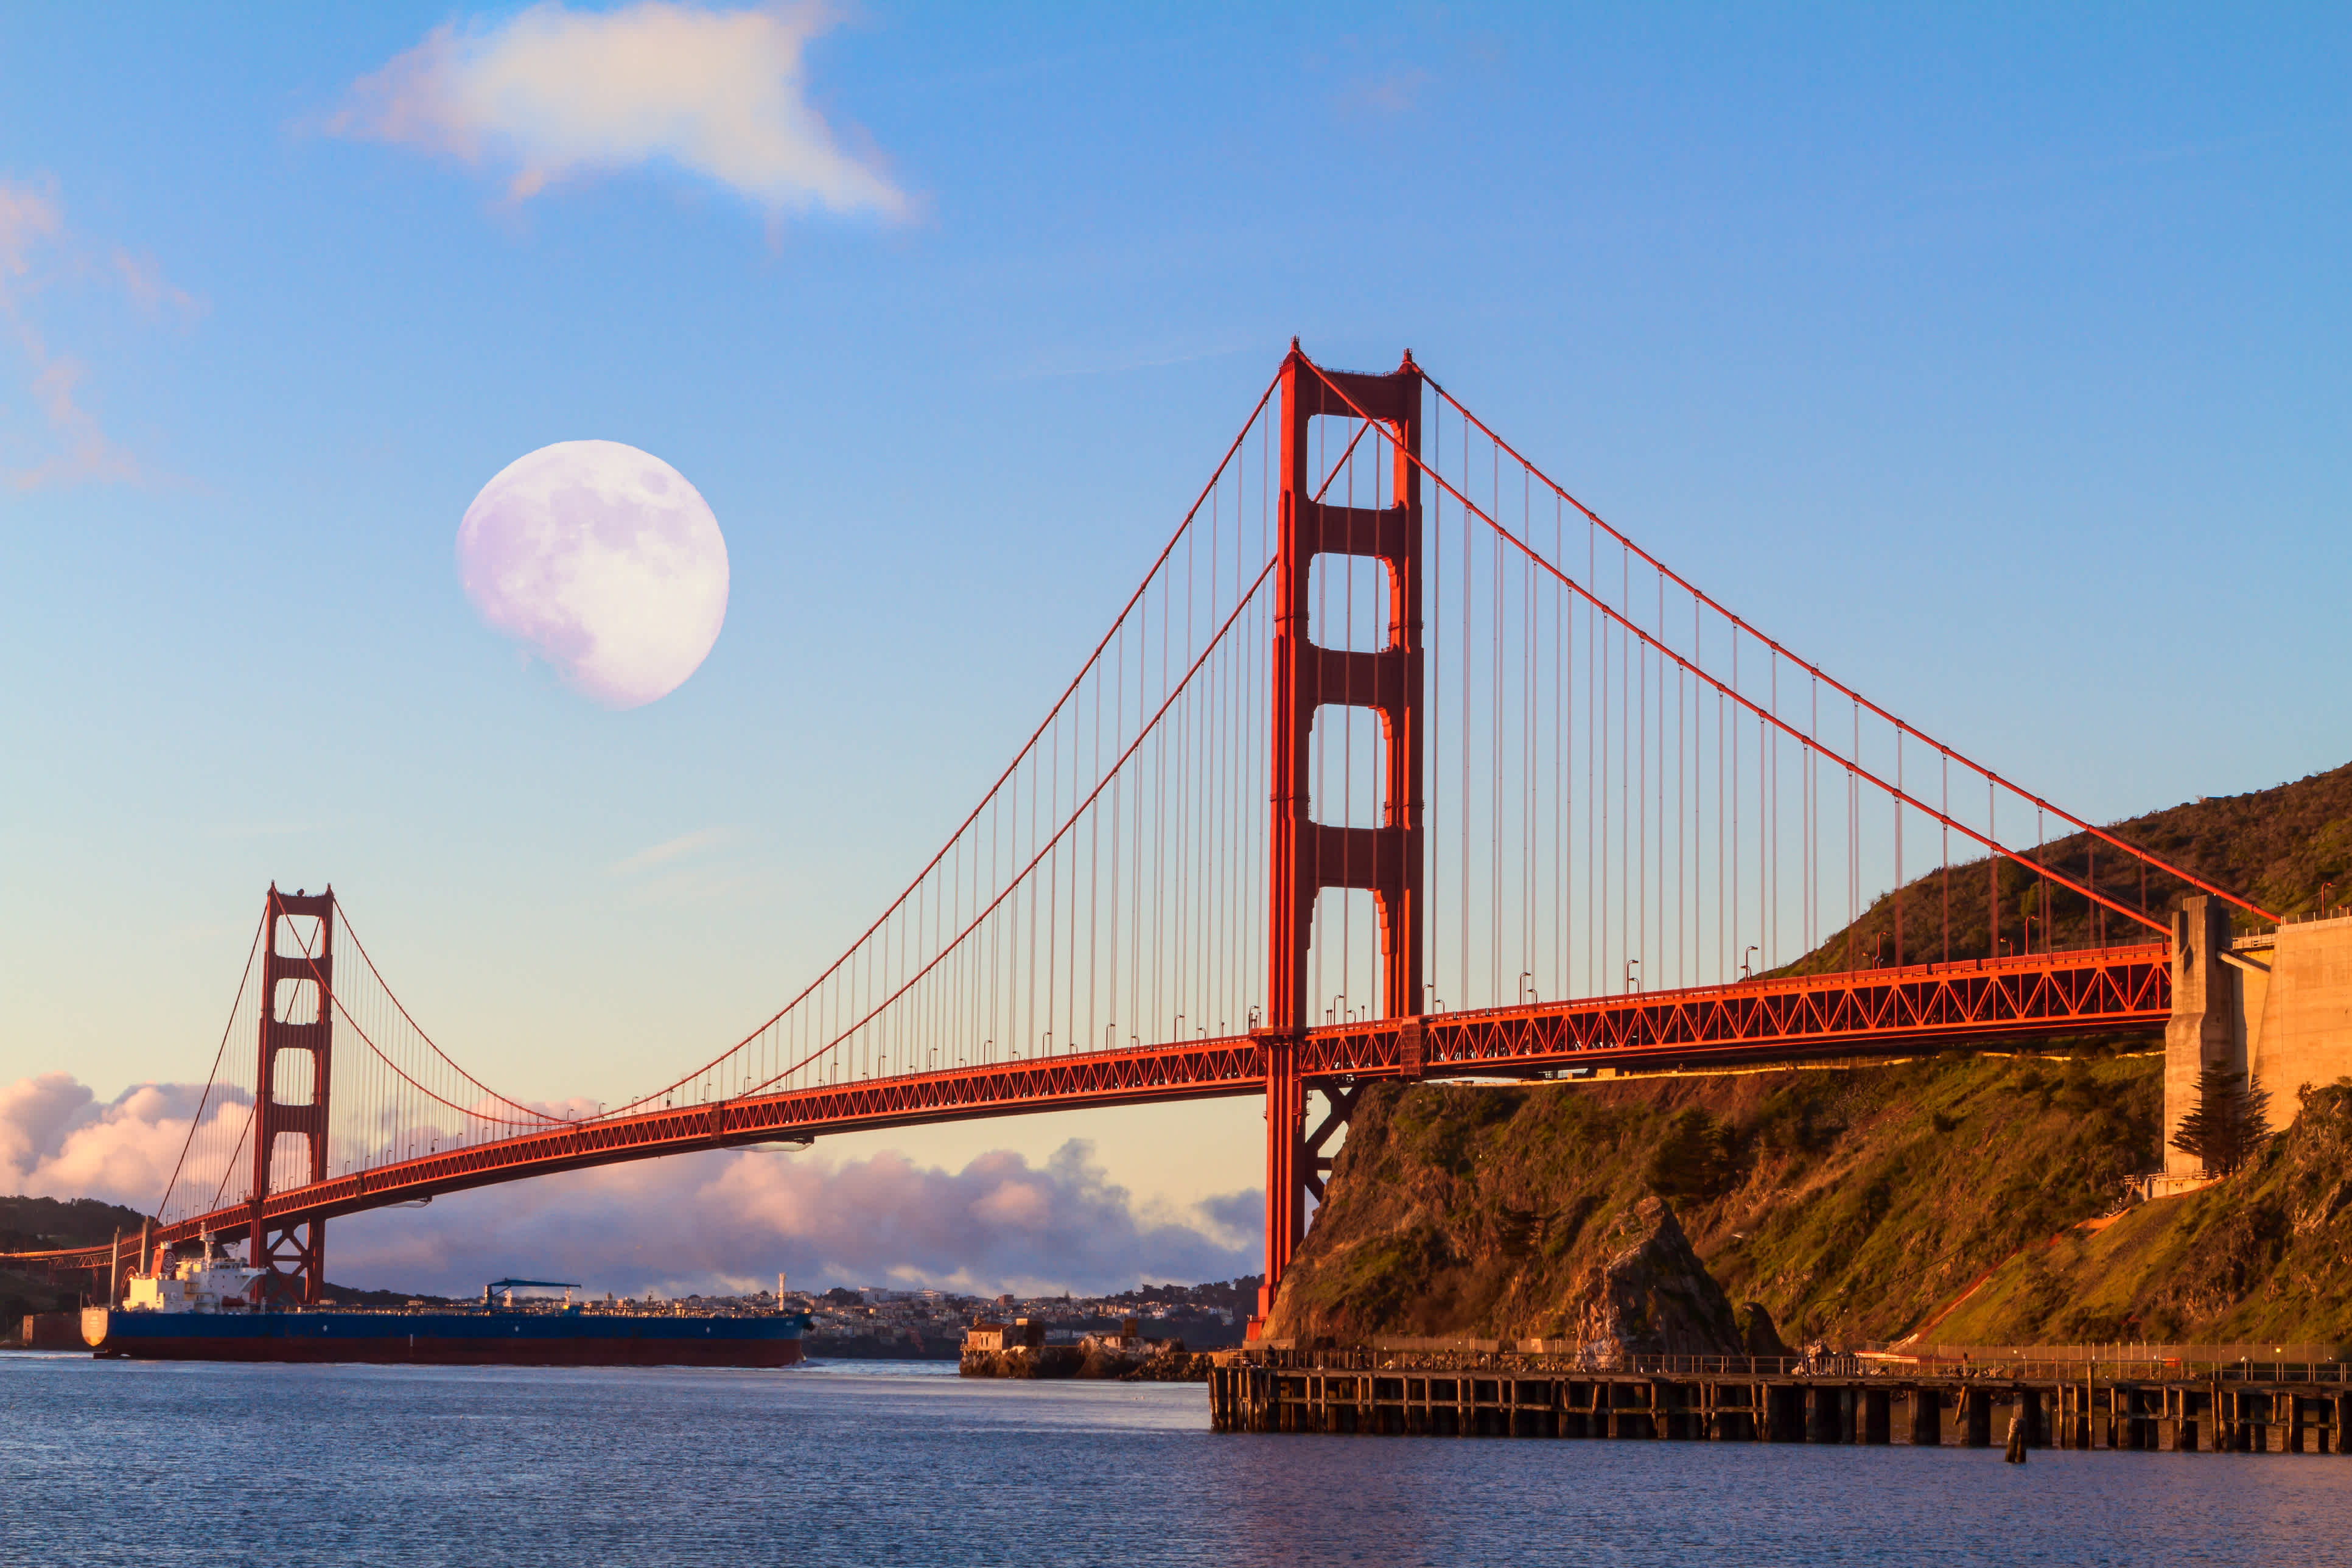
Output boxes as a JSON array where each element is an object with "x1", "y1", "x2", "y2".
[
  {"x1": 248, "y1": 884, "x2": 334, "y2": 1303},
  {"x1": 1255, "y1": 345, "x2": 1424, "y2": 1333}
]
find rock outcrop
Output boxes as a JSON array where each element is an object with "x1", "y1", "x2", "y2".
[
  {"x1": 959, "y1": 1345, "x2": 1085, "y2": 1378},
  {"x1": 961, "y1": 1338, "x2": 1211, "y2": 1381},
  {"x1": 1561, "y1": 1197, "x2": 1743, "y2": 1368},
  {"x1": 1261, "y1": 1052, "x2": 2167, "y2": 1347},
  {"x1": 1252, "y1": 763, "x2": 2352, "y2": 1349},
  {"x1": 1737, "y1": 1300, "x2": 1790, "y2": 1358},
  {"x1": 1261, "y1": 1062, "x2": 2352, "y2": 1351}
]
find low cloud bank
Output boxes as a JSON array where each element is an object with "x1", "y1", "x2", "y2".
[
  {"x1": 332, "y1": 1140, "x2": 1259, "y2": 1300},
  {"x1": 0, "y1": 1072, "x2": 243, "y2": 1212},
  {"x1": 1, "y1": 1073, "x2": 1259, "y2": 1298}
]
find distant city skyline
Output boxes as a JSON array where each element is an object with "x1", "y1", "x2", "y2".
[{"x1": 2, "y1": 4, "x2": 2345, "y2": 1295}]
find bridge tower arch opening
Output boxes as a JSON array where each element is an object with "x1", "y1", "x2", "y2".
[
  {"x1": 1255, "y1": 344, "x2": 1424, "y2": 1335},
  {"x1": 249, "y1": 884, "x2": 335, "y2": 1303}
]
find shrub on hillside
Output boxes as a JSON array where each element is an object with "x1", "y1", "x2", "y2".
[{"x1": 1645, "y1": 1108, "x2": 1736, "y2": 1202}]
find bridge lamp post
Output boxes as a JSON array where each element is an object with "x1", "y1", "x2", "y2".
[
  {"x1": 1519, "y1": 972, "x2": 1535, "y2": 1006},
  {"x1": 1742, "y1": 946, "x2": 1757, "y2": 981},
  {"x1": 1625, "y1": 959, "x2": 1641, "y2": 995}
]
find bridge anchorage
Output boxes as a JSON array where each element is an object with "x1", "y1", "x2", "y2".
[{"x1": 18, "y1": 343, "x2": 2350, "y2": 1332}]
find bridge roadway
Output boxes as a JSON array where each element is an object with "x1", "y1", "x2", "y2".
[{"x1": 24, "y1": 942, "x2": 2167, "y2": 1276}]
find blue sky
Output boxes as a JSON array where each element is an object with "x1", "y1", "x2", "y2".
[{"x1": 1, "y1": 4, "x2": 2345, "y2": 1292}]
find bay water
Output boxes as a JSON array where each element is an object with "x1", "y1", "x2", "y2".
[{"x1": 4, "y1": 1353, "x2": 2347, "y2": 1565}]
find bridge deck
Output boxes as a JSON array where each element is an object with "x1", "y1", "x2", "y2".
[{"x1": 13, "y1": 943, "x2": 2166, "y2": 1276}]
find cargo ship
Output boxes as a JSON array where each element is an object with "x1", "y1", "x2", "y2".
[{"x1": 80, "y1": 1234, "x2": 807, "y2": 1368}]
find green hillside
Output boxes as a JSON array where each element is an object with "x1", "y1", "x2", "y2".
[
  {"x1": 1265, "y1": 764, "x2": 2352, "y2": 1349},
  {"x1": 0, "y1": 1195, "x2": 148, "y2": 1255},
  {"x1": 1265, "y1": 1048, "x2": 2166, "y2": 1345},
  {"x1": 1929, "y1": 1079, "x2": 2352, "y2": 1346},
  {"x1": 1776, "y1": 760, "x2": 2352, "y2": 977}
]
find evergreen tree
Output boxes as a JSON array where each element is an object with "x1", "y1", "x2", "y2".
[
  {"x1": 2169, "y1": 1065, "x2": 2273, "y2": 1176},
  {"x1": 1645, "y1": 1108, "x2": 1735, "y2": 1200}
]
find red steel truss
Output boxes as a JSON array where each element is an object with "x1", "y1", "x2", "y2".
[
  {"x1": 1295, "y1": 943, "x2": 2168, "y2": 1077},
  {"x1": 21, "y1": 943, "x2": 2165, "y2": 1281}
]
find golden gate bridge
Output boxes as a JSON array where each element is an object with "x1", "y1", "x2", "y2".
[{"x1": 10, "y1": 346, "x2": 2271, "y2": 1335}]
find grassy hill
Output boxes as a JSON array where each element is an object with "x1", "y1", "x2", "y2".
[
  {"x1": 0, "y1": 1195, "x2": 149, "y2": 1255},
  {"x1": 0, "y1": 1195, "x2": 155, "y2": 1334},
  {"x1": 1930, "y1": 1079, "x2": 2352, "y2": 1346},
  {"x1": 1266, "y1": 763, "x2": 2352, "y2": 1349},
  {"x1": 1777, "y1": 759, "x2": 2352, "y2": 976},
  {"x1": 1264, "y1": 1047, "x2": 2166, "y2": 1345}
]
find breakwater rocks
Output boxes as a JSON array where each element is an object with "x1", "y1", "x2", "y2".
[
  {"x1": 959, "y1": 1342, "x2": 1214, "y2": 1382},
  {"x1": 805, "y1": 1333, "x2": 961, "y2": 1361}
]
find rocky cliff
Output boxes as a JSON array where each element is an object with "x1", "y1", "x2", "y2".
[
  {"x1": 1264, "y1": 1048, "x2": 2166, "y2": 1345},
  {"x1": 1265, "y1": 1055, "x2": 2352, "y2": 1348},
  {"x1": 1265, "y1": 763, "x2": 2352, "y2": 1351},
  {"x1": 1555, "y1": 1195, "x2": 1743, "y2": 1366}
]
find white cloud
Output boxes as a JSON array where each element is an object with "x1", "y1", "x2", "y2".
[
  {"x1": 327, "y1": 1137, "x2": 1259, "y2": 1298},
  {"x1": 1340, "y1": 66, "x2": 1430, "y2": 116},
  {"x1": 0, "y1": 177, "x2": 192, "y2": 491},
  {"x1": 111, "y1": 247, "x2": 205, "y2": 321},
  {"x1": 1, "y1": 1071, "x2": 1259, "y2": 1298},
  {"x1": 330, "y1": 2, "x2": 908, "y2": 220},
  {"x1": 0, "y1": 1072, "x2": 247, "y2": 1213},
  {"x1": 0, "y1": 179, "x2": 61, "y2": 276},
  {"x1": 609, "y1": 827, "x2": 731, "y2": 873}
]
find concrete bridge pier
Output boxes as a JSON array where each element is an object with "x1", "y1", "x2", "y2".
[
  {"x1": 2163, "y1": 894, "x2": 2352, "y2": 1183},
  {"x1": 2163, "y1": 897, "x2": 2238, "y2": 1180}
]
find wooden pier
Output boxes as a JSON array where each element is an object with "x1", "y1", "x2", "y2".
[{"x1": 1208, "y1": 1351, "x2": 2352, "y2": 1453}]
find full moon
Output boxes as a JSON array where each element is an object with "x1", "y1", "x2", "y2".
[{"x1": 456, "y1": 440, "x2": 729, "y2": 710}]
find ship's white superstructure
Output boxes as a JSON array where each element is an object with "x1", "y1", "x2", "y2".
[{"x1": 122, "y1": 1231, "x2": 265, "y2": 1313}]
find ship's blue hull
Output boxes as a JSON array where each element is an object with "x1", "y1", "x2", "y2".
[{"x1": 82, "y1": 1307, "x2": 808, "y2": 1367}]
